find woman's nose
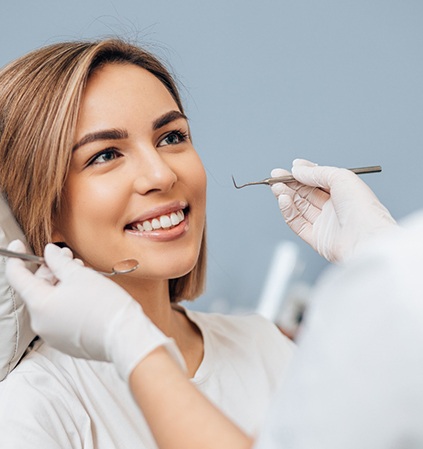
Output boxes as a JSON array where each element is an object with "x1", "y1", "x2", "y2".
[{"x1": 132, "y1": 149, "x2": 177, "y2": 195}]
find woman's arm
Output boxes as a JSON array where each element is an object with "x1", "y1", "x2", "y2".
[{"x1": 130, "y1": 347, "x2": 253, "y2": 449}]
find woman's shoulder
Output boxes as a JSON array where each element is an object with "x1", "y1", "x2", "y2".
[
  {"x1": 0, "y1": 340, "x2": 86, "y2": 409},
  {"x1": 0, "y1": 339, "x2": 121, "y2": 415},
  {"x1": 184, "y1": 307, "x2": 295, "y2": 356},
  {"x1": 0, "y1": 341, "x2": 93, "y2": 447},
  {"x1": 185, "y1": 306, "x2": 284, "y2": 332},
  {"x1": 184, "y1": 307, "x2": 296, "y2": 407}
]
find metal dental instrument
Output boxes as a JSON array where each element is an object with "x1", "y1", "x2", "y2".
[
  {"x1": 232, "y1": 165, "x2": 382, "y2": 189},
  {"x1": 0, "y1": 248, "x2": 139, "y2": 276}
]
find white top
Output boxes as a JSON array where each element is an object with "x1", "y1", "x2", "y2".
[
  {"x1": 0, "y1": 308, "x2": 295, "y2": 448},
  {"x1": 255, "y1": 211, "x2": 423, "y2": 449}
]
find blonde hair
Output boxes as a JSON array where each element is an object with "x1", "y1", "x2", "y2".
[{"x1": 0, "y1": 38, "x2": 206, "y2": 302}]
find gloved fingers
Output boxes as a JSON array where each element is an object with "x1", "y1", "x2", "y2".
[
  {"x1": 291, "y1": 159, "x2": 370, "y2": 196},
  {"x1": 42, "y1": 243, "x2": 83, "y2": 280},
  {"x1": 35, "y1": 264, "x2": 58, "y2": 285},
  {"x1": 277, "y1": 193, "x2": 297, "y2": 221},
  {"x1": 7, "y1": 238, "x2": 27, "y2": 253},
  {"x1": 5, "y1": 241, "x2": 53, "y2": 306},
  {"x1": 292, "y1": 158, "x2": 317, "y2": 168},
  {"x1": 60, "y1": 246, "x2": 74, "y2": 259},
  {"x1": 277, "y1": 194, "x2": 314, "y2": 243},
  {"x1": 294, "y1": 183, "x2": 329, "y2": 210},
  {"x1": 53, "y1": 246, "x2": 85, "y2": 266},
  {"x1": 271, "y1": 180, "x2": 296, "y2": 198},
  {"x1": 270, "y1": 168, "x2": 303, "y2": 199},
  {"x1": 272, "y1": 180, "x2": 328, "y2": 226},
  {"x1": 271, "y1": 167, "x2": 291, "y2": 178},
  {"x1": 291, "y1": 191, "x2": 326, "y2": 224},
  {"x1": 292, "y1": 163, "x2": 392, "y2": 226},
  {"x1": 292, "y1": 163, "x2": 356, "y2": 191},
  {"x1": 45, "y1": 244, "x2": 125, "y2": 294},
  {"x1": 36, "y1": 245, "x2": 83, "y2": 284},
  {"x1": 271, "y1": 166, "x2": 329, "y2": 210}
]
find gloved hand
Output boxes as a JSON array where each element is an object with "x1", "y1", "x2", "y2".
[
  {"x1": 271, "y1": 159, "x2": 397, "y2": 263},
  {"x1": 5, "y1": 240, "x2": 185, "y2": 381}
]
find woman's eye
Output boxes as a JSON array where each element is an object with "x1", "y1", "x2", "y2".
[
  {"x1": 158, "y1": 130, "x2": 189, "y2": 147},
  {"x1": 88, "y1": 148, "x2": 120, "y2": 166}
]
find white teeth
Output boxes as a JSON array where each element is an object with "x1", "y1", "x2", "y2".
[
  {"x1": 152, "y1": 218, "x2": 161, "y2": 230},
  {"x1": 130, "y1": 209, "x2": 185, "y2": 232},
  {"x1": 170, "y1": 212, "x2": 179, "y2": 225},
  {"x1": 160, "y1": 215, "x2": 172, "y2": 228},
  {"x1": 143, "y1": 221, "x2": 153, "y2": 231}
]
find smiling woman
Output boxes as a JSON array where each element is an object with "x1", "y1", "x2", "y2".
[
  {"x1": 0, "y1": 41, "x2": 205, "y2": 303},
  {"x1": 51, "y1": 63, "x2": 207, "y2": 304},
  {"x1": 0, "y1": 39, "x2": 295, "y2": 448}
]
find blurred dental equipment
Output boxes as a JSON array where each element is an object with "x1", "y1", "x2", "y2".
[
  {"x1": 256, "y1": 241, "x2": 300, "y2": 322},
  {"x1": 232, "y1": 165, "x2": 382, "y2": 189},
  {"x1": 0, "y1": 247, "x2": 139, "y2": 276}
]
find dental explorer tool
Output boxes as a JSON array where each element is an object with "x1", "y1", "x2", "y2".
[{"x1": 232, "y1": 165, "x2": 382, "y2": 189}]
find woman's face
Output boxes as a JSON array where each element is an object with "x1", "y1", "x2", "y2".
[{"x1": 53, "y1": 63, "x2": 206, "y2": 283}]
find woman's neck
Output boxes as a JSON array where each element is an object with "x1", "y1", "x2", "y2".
[
  {"x1": 115, "y1": 276, "x2": 173, "y2": 330},
  {"x1": 112, "y1": 276, "x2": 204, "y2": 377}
]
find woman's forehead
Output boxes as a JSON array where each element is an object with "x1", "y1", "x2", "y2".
[{"x1": 76, "y1": 64, "x2": 180, "y2": 136}]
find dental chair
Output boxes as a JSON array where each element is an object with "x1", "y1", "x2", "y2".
[{"x1": 0, "y1": 194, "x2": 35, "y2": 380}]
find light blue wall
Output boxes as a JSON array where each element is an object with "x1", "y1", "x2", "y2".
[{"x1": 2, "y1": 1, "x2": 422, "y2": 312}]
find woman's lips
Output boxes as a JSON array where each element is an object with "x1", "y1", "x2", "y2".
[
  {"x1": 125, "y1": 207, "x2": 189, "y2": 242},
  {"x1": 127, "y1": 209, "x2": 185, "y2": 232}
]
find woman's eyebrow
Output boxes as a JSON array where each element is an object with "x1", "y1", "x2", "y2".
[
  {"x1": 152, "y1": 110, "x2": 188, "y2": 130},
  {"x1": 72, "y1": 111, "x2": 187, "y2": 151},
  {"x1": 73, "y1": 128, "x2": 128, "y2": 152}
]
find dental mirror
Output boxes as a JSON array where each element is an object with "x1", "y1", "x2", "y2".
[
  {"x1": 0, "y1": 248, "x2": 139, "y2": 277},
  {"x1": 96, "y1": 258, "x2": 139, "y2": 276}
]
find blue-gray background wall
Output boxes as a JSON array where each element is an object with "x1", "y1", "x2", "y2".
[{"x1": 2, "y1": 1, "x2": 422, "y2": 312}]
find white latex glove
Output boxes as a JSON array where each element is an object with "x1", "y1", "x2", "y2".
[
  {"x1": 5, "y1": 240, "x2": 185, "y2": 381},
  {"x1": 271, "y1": 159, "x2": 397, "y2": 262}
]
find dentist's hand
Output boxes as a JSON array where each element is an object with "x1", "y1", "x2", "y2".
[
  {"x1": 5, "y1": 240, "x2": 184, "y2": 380},
  {"x1": 271, "y1": 159, "x2": 397, "y2": 263}
]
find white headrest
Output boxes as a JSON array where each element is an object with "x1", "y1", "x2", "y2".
[{"x1": 0, "y1": 194, "x2": 35, "y2": 381}]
